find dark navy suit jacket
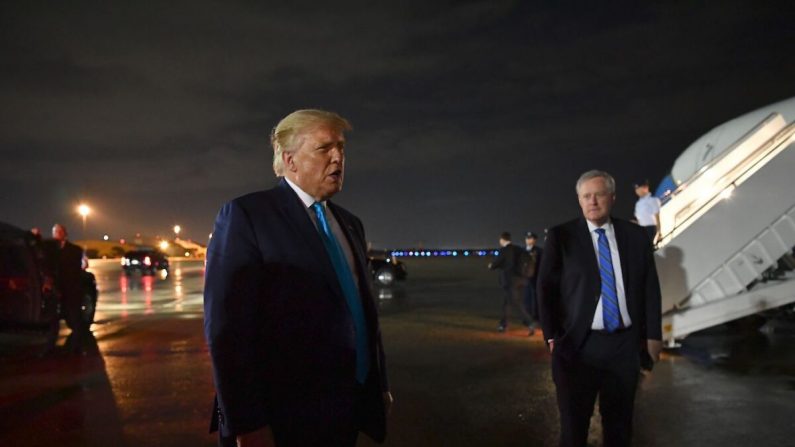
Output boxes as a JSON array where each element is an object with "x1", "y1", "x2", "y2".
[
  {"x1": 537, "y1": 217, "x2": 662, "y2": 359},
  {"x1": 204, "y1": 179, "x2": 388, "y2": 442}
]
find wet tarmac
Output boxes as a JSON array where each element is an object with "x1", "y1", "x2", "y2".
[{"x1": 0, "y1": 258, "x2": 793, "y2": 446}]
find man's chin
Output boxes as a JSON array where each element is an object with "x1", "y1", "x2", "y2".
[
  {"x1": 586, "y1": 213, "x2": 607, "y2": 223},
  {"x1": 319, "y1": 184, "x2": 343, "y2": 200}
]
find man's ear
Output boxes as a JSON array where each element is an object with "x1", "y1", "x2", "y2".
[{"x1": 282, "y1": 150, "x2": 295, "y2": 172}]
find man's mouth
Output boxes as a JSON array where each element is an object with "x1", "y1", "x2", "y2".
[{"x1": 328, "y1": 170, "x2": 342, "y2": 181}]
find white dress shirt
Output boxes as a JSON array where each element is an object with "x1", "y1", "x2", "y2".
[
  {"x1": 634, "y1": 193, "x2": 661, "y2": 227},
  {"x1": 284, "y1": 178, "x2": 360, "y2": 288},
  {"x1": 586, "y1": 220, "x2": 632, "y2": 330}
]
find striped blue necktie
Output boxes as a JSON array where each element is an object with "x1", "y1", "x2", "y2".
[
  {"x1": 595, "y1": 228, "x2": 621, "y2": 332},
  {"x1": 312, "y1": 202, "x2": 370, "y2": 383}
]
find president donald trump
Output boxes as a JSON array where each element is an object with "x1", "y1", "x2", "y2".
[{"x1": 204, "y1": 109, "x2": 392, "y2": 447}]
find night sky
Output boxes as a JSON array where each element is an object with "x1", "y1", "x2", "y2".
[{"x1": 2, "y1": 1, "x2": 794, "y2": 248}]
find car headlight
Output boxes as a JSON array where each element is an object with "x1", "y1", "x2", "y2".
[{"x1": 377, "y1": 270, "x2": 395, "y2": 283}]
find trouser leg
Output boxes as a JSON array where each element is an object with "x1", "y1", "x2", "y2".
[
  {"x1": 271, "y1": 393, "x2": 358, "y2": 447},
  {"x1": 500, "y1": 287, "x2": 511, "y2": 327},
  {"x1": 511, "y1": 280, "x2": 532, "y2": 326},
  {"x1": 643, "y1": 225, "x2": 656, "y2": 242},
  {"x1": 580, "y1": 330, "x2": 640, "y2": 447},
  {"x1": 523, "y1": 281, "x2": 539, "y2": 323},
  {"x1": 62, "y1": 303, "x2": 85, "y2": 352},
  {"x1": 599, "y1": 366, "x2": 638, "y2": 447},
  {"x1": 552, "y1": 351, "x2": 598, "y2": 447}
]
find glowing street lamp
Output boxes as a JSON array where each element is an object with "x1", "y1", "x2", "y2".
[
  {"x1": 77, "y1": 204, "x2": 91, "y2": 238},
  {"x1": 173, "y1": 225, "x2": 181, "y2": 238}
]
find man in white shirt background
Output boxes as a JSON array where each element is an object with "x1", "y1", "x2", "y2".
[{"x1": 633, "y1": 179, "x2": 662, "y2": 244}]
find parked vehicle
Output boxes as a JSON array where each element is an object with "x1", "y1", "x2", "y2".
[
  {"x1": 121, "y1": 249, "x2": 169, "y2": 275},
  {"x1": 0, "y1": 222, "x2": 59, "y2": 336},
  {"x1": 368, "y1": 252, "x2": 407, "y2": 287},
  {"x1": 0, "y1": 222, "x2": 98, "y2": 344}
]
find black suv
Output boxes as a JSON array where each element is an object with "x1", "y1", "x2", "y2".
[
  {"x1": 122, "y1": 249, "x2": 169, "y2": 275},
  {"x1": 0, "y1": 222, "x2": 98, "y2": 342},
  {"x1": 368, "y1": 252, "x2": 407, "y2": 287}
]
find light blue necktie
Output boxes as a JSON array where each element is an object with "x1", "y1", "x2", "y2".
[
  {"x1": 595, "y1": 228, "x2": 621, "y2": 332},
  {"x1": 312, "y1": 202, "x2": 370, "y2": 383}
]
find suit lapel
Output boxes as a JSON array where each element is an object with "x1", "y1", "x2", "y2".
[
  {"x1": 328, "y1": 202, "x2": 369, "y2": 290},
  {"x1": 275, "y1": 180, "x2": 344, "y2": 300},
  {"x1": 576, "y1": 218, "x2": 600, "y2": 297},
  {"x1": 574, "y1": 218, "x2": 602, "y2": 334}
]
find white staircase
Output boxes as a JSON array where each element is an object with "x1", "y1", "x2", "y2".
[{"x1": 655, "y1": 112, "x2": 795, "y2": 344}]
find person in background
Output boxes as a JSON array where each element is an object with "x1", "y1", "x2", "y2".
[
  {"x1": 488, "y1": 231, "x2": 532, "y2": 334},
  {"x1": 633, "y1": 179, "x2": 662, "y2": 244},
  {"x1": 47, "y1": 224, "x2": 87, "y2": 351},
  {"x1": 522, "y1": 231, "x2": 543, "y2": 335}
]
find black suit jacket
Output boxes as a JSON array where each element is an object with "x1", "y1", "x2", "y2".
[
  {"x1": 536, "y1": 217, "x2": 662, "y2": 359},
  {"x1": 203, "y1": 180, "x2": 388, "y2": 442},
  {"x1": 490, "y1": 243, "x2": 524, "y2": 289},
  {"x1": 526, "y1": 245, "x2": 543, "y2": 284}
]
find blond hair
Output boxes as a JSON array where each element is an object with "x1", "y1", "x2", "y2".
[{"x1": 271, "y1": 109, "x2": 352, "y2": 176}]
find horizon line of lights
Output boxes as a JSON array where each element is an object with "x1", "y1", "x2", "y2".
[{"x1": 388, "y1": 249, "x2": 500, "y2": 258}]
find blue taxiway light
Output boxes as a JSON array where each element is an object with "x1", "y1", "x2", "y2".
[{"x1": 380, "y1": 249, "x2": 502, "y2": 258}]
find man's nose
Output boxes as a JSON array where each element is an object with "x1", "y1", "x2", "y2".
[{"x1": 330, "y1": 146, "x2": 344, "y2": 162}]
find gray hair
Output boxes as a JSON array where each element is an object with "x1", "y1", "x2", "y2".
[
  {"x1": 271, "y1": 109, "x2": 352, "y2": 177},
  {"x1": 576, "y1": 170, "x2": 616, "y2": 194}
]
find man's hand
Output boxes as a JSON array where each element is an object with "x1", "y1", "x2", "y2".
[
  {"x1": 236, "y1": 426, "x2": 275, "y2": 447},
  {"x1": 646, "y1": 339, "x2": 663, "y2": 363},
  {"x1": 547, "y1": 339, "x2": 555, "y2": 353},
  {"x1": 383, "y1": 391, "x2": 394, "y2": 416}
]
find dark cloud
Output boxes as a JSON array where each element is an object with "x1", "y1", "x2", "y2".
[{"x1": 2, "y1": 0, "x2": 795, "y2": 246}]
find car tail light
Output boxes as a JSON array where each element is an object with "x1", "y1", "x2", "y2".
[
  {"x1": 144, "y1": 256, "x2": 152, "y2": 266},
  {"x1": 1, "y1": 277, "x2": 29, "y2": 292}
]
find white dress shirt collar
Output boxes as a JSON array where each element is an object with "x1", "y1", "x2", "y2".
[
  {"x1": 283, "y1": 177, "x2": 359, "y2": 286},
  {"x1": 284, "y1": 177, "x2": 324, "y2": 209},
  {"x1": 586, "y1": 218, "x2": 613, "y2": 234}
]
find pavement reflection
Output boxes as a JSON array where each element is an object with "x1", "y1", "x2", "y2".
[
  {"x1": 89, "y1": 259, "x2": 205, "y2": 321},
  {"x1": 0, "y1": 331, "x2": 126, "y2": 445}
]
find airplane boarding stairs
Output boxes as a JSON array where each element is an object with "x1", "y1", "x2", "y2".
[{"x1": 655, "y1": 112, "x2": 795, "y2": 346}]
